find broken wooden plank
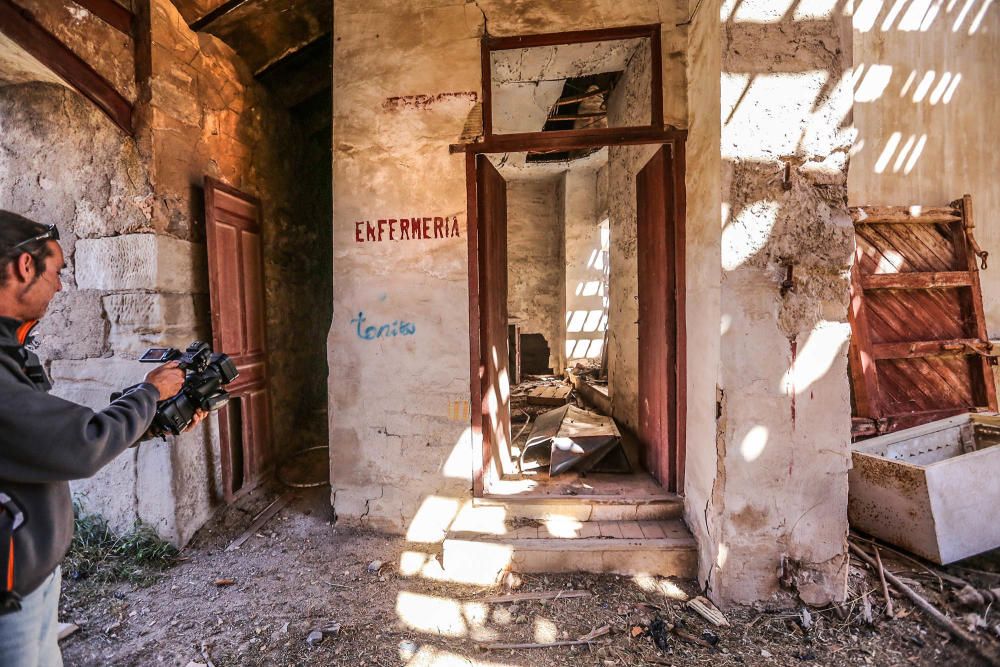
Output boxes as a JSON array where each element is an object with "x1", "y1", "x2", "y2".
[
  {"x1": 851, "y1": 206, "x2": 962, "y2": 225},
  {"x1": 860, "y1": 271, "x2": 973, "y2": 290},
  {"x1": 872, "y1": 338, "x2": 993, "y2": 361},
  {"x1": 527, "y1": 385, "x2": 572, "y2": 406},
  {"x1": 686, "y1": 595, "x2": 730, "y2": 627},
  {"x1": 225, "y1": 492, "x2": 295, "y2": 551},
  {"x1": 478, "y1": 589, "x2": 591, "y2": 604}
]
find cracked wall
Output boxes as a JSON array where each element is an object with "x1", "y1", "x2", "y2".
[
  {"x1": 330, "y1": 0, "x2": 688, "y2": 533},
  {"x1": 708, "y1": 0, "x2": 855, "y2": 605}
]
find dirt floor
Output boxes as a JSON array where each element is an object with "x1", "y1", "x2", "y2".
[{"x1": 58, "y1": 485, "x2": 1000, "y2": 666}]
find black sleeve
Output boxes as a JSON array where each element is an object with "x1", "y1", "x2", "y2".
[{"x1": 0, "y1": 378, "x2": 160, "y2": 483}]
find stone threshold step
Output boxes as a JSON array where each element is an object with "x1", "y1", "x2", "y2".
[
  {"x1": 475, "y1": 494, "x2": 684, "y2": 521},
  {"x1": 443, "y1": 520, "x2": 697, "y2": 579}
]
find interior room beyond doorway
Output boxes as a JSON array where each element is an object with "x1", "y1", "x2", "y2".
[{"x1": 484, "y1": 145, "x2": 674, "y2": 502}]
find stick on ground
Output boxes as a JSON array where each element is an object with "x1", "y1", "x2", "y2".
[
  {"x1": 849, "y1": 542, "x2": 998, "y2": 666},
  {"x1": 873, "y1": 546, "x2": 894, "y2": 618}
]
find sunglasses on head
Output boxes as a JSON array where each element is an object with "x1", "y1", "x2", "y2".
[{"x1": 12, "y1": 224, "x2": 59, "y2": 251}]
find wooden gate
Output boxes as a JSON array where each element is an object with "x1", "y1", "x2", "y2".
[
  {"x1": 204, "y1": 177, "x2": 272, "y2": 499},
  {"x1": 848, "y1": 194, "x2": 996, "y2": 438}
]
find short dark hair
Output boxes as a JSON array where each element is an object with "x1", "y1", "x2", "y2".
[{"x1": 0, "y1": 210, "x2": 55, "y2": 286}]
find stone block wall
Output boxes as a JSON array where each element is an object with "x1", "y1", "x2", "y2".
[
  {"x1": 0, "y1": 0, "x2": 329, "y2": 546},
  {"x1": 0, "y1": 83, "x2": 213, "y2": 542}
]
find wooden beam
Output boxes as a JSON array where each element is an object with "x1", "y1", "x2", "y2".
[
  {"x1": 0, "y1": 0, "x2": 132, "y2": 134},
  {"x1": 452, "y1": 126, "x2": 687, "y2": 155},
  {"x1": 851, "y1": 207, "x2": 962, "y2": 225},
  {"x1": 488, "y1": 24, "x2": 659, "y2": 50},
  {"x1": 872, "y1": 338, "x2": 992, "y2": 361},
  {"x1": 860, "y1": 271, "x2": 972, "y2": 290},
  {"x1": 190, "y1": 0, "x2": 253, "y2": 31},
  {"x1": 71, "y1": 0, "x2": 133, "y2": 35}
]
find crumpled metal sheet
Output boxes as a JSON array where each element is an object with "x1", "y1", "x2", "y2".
[{"x1": 521, "y1": 405, "x2": 630, "y2": 476}]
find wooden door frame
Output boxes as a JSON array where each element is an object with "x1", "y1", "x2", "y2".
[{"x1": 463, "y1": 136, "x2": 687, "y2": 496}]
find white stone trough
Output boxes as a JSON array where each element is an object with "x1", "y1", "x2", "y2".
[{"x1": 848, "y1": 413, "x2": 1000, "y2": 564}]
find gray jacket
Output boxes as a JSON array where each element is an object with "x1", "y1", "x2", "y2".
[{"x1": 0, "y1": 317, "x2": 159, "y2": 597}]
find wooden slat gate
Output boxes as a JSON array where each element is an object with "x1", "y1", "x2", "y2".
[{"x1": 848, "y1": 194, "x2": 997, "y2": 439}]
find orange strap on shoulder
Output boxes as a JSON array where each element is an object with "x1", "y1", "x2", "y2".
[{"x1": 15, "y1": 320, "x2": 36, "y2": 346}]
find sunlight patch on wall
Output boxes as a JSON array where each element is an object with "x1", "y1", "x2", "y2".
[
  {"x1": 740, "y1": 425, "x2": 769, "y2": 462},
  {"x1": 854, "y1": 64, "x2": 893, "y2": 101},
  {"x1": 722, "y1": 201, "x2": 779, "y2": 271},
  {"x1": 441, "y1": 428, "x2": 472, "y2": 479},
  {"x1": 780, "y1": 322, "x2": 852, "y2": 396},
  {"x1": 723, "y1": 71, "x2": 831, "y2": 160}
]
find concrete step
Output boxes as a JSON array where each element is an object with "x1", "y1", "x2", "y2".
[
  {"x1": 442, "y1": 519, "x2": 697, "y2": 582},
  {"x1": 476, "y1": 493, "x2": 684, "y2": 522}
]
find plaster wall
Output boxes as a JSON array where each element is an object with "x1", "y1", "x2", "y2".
[
  {"x1": 680, "y1": 0, "x2": 723, "y2": 597},
  {"x1": 506, "y1": 178, "x2": 565, "y2": 373},
  {"x1": 848, "y1": 3, "x2": 1000, "y2": 335},
  {"x1": 564, "y1": 166, "x2": 607, "y2": 363},
  {"x1": 330, "y1": 0, "x2": 688, "y2": 533},
  {"x1": 709, "y1": 1, "x2": 855, "y2": 605},
  {"x1": 606, "y1": 41, "x2": 656, "y2": 435}
]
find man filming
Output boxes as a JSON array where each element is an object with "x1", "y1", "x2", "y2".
[{"x1": 0, "y1": 211, "x2": 191, "y2": 667}]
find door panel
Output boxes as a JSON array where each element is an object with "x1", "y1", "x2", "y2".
[
  {"x1": 204, "y1": 177, "x2": 272, "y2": 500},
  {"x1": 848, "y1": 196, "x2": 997, "y2": 437},
  {"x1": 476, "y1": 155, "x2": 513, "y2": 478},
  {"x1": 636, "y1": 146, "x2": 678, "y2": 491}
]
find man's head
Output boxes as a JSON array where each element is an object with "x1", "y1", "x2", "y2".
[{"x1": 0, "y1": 211, "x2": 64, "y2": 322}]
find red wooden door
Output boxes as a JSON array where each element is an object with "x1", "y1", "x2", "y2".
[
  {"x1": 848, "y1": 195, "x2": 996, "y2": 437},
  {"x1": 636, "y1": 146, "x2": 680, "y2": 491},
  {"x1": 204, "y1": 177, "x2": 272, "y2": 500},
  {"x1": 476, "y1": 155, "x2": 512, "y2": 483}
]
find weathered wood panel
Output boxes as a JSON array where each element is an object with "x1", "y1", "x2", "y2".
[{"x1": 848, "y1": 196, "x2": 997, "y2": 439}]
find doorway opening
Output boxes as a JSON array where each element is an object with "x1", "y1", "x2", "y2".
[
  {"x1": 466, "y1": 24, "x2": 686, "y2": 501},
  {"x1": 472, "y1": 142, "x2": 683, "y2": 502}
]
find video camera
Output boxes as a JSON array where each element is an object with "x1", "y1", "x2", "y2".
[{"x1": 138, "y1": 341, "x2": 239, "y2": 436}]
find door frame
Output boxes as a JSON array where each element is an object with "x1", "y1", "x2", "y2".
[{"x1": 463, "y1": 136, "x2": 687, "y2": 496}]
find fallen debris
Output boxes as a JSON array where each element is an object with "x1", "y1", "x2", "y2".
[
  {"x1": 648, "y1": 617, "x2": 670, "y2": 650},
  {"x1": 367, "y1": 560, "x2": 385, "y2": 574},
  {"x1": 686, "y1": 596, "x2": 730, "y2": 627},
  {"x1": 213, "y1": 578, "x2": 235, "y2": 587},
  {"x1": 849, "y1": 542, "x2": 998, "y2": 664},
  {"x1": 526, "y1": 384, "x2": 572, "y2": 406},
  {"x1": 479, "y1": 589, "x2": 591, "y2": 604},
  {"x1": 57, "y1": 623, "x2": 79, "y2": 641},
  {"x1": 225, "y1": 492, "x2": 295, "y2": 552},
  {"x1": 874, "y1": 545, "x2": 895, "y2": 618}
]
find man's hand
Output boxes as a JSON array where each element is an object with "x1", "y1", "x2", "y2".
[
  {"x1": 182, "y1": 409, "x2": 208, "y2": 433},
  {"x1": 144, "y1": 361, "x2": 184, "y2": 399}
]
